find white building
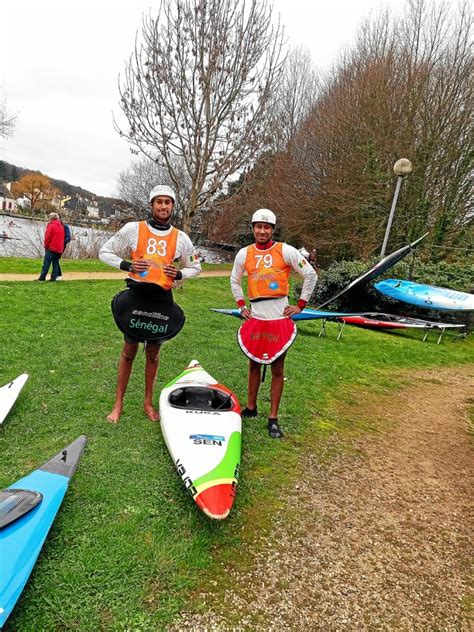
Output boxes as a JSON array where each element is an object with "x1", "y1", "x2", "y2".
[
  {"x1": 0, "y1": 183, "x2": 17, "y2": 212},
  {"x1": 87, "y1": 201, "x2": 99, "y2": 218}
]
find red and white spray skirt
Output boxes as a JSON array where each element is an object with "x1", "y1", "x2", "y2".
[{"x1": 237, "y1": 317, "x2": 297, "y2": 364}]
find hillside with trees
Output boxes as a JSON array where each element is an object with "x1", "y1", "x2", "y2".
[
  {"x1": 0, "y1": 160, "x2": 131, "y2": 219},
  {"x1": 0, "y1": 160, "x2": 95, "y2": 199}
]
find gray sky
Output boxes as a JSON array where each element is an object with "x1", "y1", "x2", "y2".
[{"x1": 2, "y1": 0, "x2": 414, "y2": 197}]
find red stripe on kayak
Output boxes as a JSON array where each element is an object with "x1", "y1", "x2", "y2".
[{"x1": 195, "y1": 483, "x2": 237, "y2": 520}]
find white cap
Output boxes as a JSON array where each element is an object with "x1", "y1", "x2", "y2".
[
  {"x1": 251, "y1": 208, "x2": 276, "y2": 226},
  {"x1": 149, "y1": 185, "x2": 176, "y2": 203},
  {"x1": 299, "y1": 247, "x2": 310, "y2": 258}
]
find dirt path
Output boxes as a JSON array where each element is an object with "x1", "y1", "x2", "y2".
[
  {"x1": 173, "y1": 367, "x2": 473, "y2": 631},
  {"x1": 0, "y1": 270, "x2": 230, "y2": 281}
]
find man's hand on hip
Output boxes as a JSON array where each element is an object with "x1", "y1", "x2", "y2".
[
  {"x1": 283, "y1": 305, "x2": 302, "y2": 318},
  {"x1": 164, "y1": 264, "x2": 178, "y2": 279}
]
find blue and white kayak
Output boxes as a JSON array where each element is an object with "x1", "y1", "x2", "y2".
[
  {"x1": 0, "y1": 374, "x2": 28, "y2": 425},
  {"x1": 210, "y1": 308, "x2": 363, "y2": 321},
  {"x1": 0, "y1": 435, "x2": 87, "y2": 628},
  {"x1": 375, "y1": 279, "x2": 474, "y2": 311}
]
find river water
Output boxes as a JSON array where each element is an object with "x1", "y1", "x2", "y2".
[{"x1": 0, "y1": 215, "x2": 229, "y2": 263}]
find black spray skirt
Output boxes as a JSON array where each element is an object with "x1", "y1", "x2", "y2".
[{"x1": 111, "y1": 280, "x2": 185, "y2": 343}]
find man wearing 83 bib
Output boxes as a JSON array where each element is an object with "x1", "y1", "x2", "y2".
[
  {"x1": 230, "y1": 209, "x2": 317, "y2": 438},
  {"x1": 99, "y1": 185, "x2": 201, "y2": 423}
]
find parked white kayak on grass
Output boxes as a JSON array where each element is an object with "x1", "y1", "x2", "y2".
[
  {"x1": 0, "y1": 374, "x2": 28, "y2": 425},
  {"x1": 159, "y1": 360, "x2": 241, "y2": 520}
]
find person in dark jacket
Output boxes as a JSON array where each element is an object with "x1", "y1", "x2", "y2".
[{"x1": 36, "y1": 213, "x2": 65, "y2": 281}]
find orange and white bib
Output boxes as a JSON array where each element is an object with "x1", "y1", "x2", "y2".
[
  {"x1": 245, "y1": 242, "x2": 291, "y2": 300},
  {"x1": 129, "y1": 222, "x2": 179, "y2": 290}
]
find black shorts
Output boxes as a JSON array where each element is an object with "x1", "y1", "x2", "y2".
[{"x1": 123, "y1": 333, "x2": 162, "y2": 346}]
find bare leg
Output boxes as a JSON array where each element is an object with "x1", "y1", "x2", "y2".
[
  {"x1": 143, "y1": 342, "x2": 161, "y2": 421},
  {"x1": 107, "y1": 342, "x2": 139, "y2": 423},
  {"x1": 246, "y1": 359, "x2": 262, "y2": 410},
  {"x1": 269, "y1": 353, "x2": 286, "y2": 419}
]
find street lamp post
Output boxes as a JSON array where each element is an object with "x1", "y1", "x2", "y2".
[{"x1": 380, "y1": 158, "x2": 413, "y2": 258}]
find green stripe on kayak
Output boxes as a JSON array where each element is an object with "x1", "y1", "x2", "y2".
[
  {"x1": 163, "y1": 366, "x2": 201, "y2": 388},
  {"x1": 193, "y1": 431, "x2": 241, "y2": 489}
]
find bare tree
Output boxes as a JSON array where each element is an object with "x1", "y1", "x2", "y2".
[
  {"x1": 116, "y1": 0, "x2": 285, "y2": 232},
  {"x1": 268, "y1": 46, "x2": 320, "y2": 151},
  {"x1": 0, "y1": 92, "x2": 16, "y2": 139},
  {"x1": 117, "y1": 155, "x2": 191, "y2": 225}
]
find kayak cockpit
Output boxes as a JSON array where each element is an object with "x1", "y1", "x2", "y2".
[
  {"x1": 0, "y1": 489, "x2": 43, "y2": 528},
  {"x1": 168, "y1": 387, "x2": 232, "y2": 411}
]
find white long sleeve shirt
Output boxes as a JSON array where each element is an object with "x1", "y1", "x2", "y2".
[
  {"x1": 230, "y1": 242, "x2": 317, "y2": 319},
  {"x1": 99, "y1": 221, "x2": 201, "y2": 281}
]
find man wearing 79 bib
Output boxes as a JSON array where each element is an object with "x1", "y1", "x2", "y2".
[
  {"x1": 231, "y1": 209, "x2": 317, "y2": 438},
  {"x1": 99, "y1": 185, "x2": 201, "y2": 423}
]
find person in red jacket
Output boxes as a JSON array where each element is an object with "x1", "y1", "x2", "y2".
[{"x1": 36, "y1": 213, "x2": 65, "y2": 281}]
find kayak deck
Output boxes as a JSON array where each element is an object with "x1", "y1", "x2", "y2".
[{"x1": 160, "y1": 361, "x2": 241, "y2": 520}]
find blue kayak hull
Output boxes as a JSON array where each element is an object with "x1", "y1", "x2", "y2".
[
  {"x1": 375, "y1": 279, "x2": 474, "y2": 311},
  {"x1": 210, "y1": 308, "x2": 362, "y2": 321},
  {"x1": 0, "y1": 436, "x2": 86, "y2": 628}
]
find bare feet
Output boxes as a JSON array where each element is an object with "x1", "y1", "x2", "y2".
[
  {"x1": 144, "y1": 404, "x2": 159, "y2": 422},
  {"x1": 106, "y1": 405, "x2": 122, "y2": 424}
]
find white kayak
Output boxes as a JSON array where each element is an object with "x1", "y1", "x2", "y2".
[
  {"x1": 0, "y1": 374, "x2": 29, "y2": 425},
  {"x1": 159, "y1": 360, "x2": 241, "y2": 520}
]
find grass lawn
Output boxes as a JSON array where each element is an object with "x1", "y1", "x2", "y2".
[
  {"x1": 0, "y1": 275, "x2": 472, "y2": 630},
  {"x1": 0, "y1": 257, "x2": 232, "y2": 274}
]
